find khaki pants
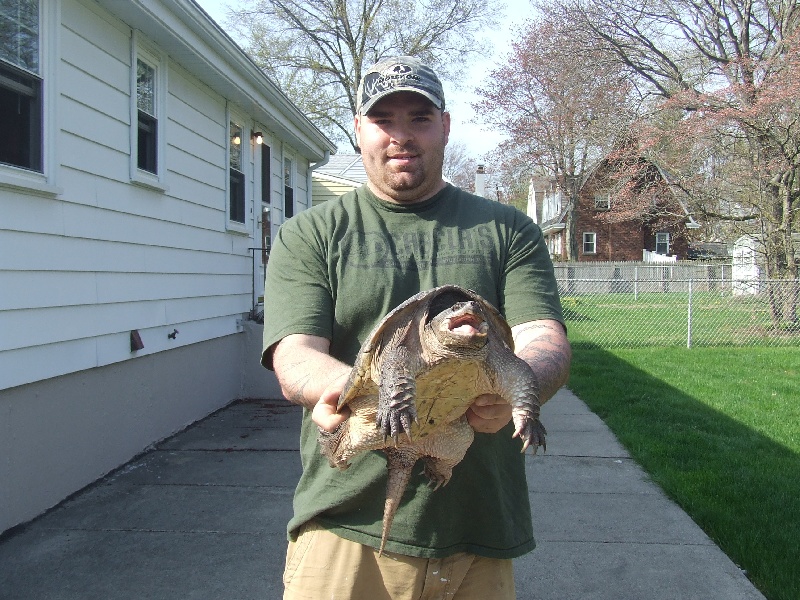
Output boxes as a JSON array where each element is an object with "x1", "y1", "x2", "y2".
[{"x1": 282, "y1": 522, "x2": 516, "y2": 600}]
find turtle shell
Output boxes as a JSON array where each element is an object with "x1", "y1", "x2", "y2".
[{"x1": 338, "y1": 285, "x2": 514, "y2": 417}]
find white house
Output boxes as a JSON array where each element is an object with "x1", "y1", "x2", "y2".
[{"x1": 0, "y1": 0, "x2": 336, "y2": 534}]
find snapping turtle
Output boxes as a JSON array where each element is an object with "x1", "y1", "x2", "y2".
[{"x1": 318, "y1": 285, "x2": 546, "y2": 554}]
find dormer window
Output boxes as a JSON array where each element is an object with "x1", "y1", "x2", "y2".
[{"x1": 594, "y1": 193, "x2": 611, "y2": 211}]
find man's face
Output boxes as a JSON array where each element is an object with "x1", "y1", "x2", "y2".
[{"x1": 355, "y1": 91, "x2": 451, "y2": 204}]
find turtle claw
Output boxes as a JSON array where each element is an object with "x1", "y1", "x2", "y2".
[
  {"x1": 376, "y1": 403, "x2": 417, "y2": 443},
  {"x1": 423, "y1": 473, "x2": 445, "y2": 491},
  {"x1": 422, "y1": 458, "x2": 453, "y2": 492},
  {"x1": 513, "y1": 418, "x2": 547, "y2": 454}
]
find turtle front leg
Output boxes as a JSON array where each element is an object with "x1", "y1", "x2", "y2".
[
  {"x1": 493, "y1": 351, "x2": 546, "y2": 453},
  {"x1": 376, "y1": 346, "x2": 419, "y2": 441}
]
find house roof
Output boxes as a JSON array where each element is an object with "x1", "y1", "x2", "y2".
[
  {"x1": 314, "y1": 154, "x2": 368, "y2": 184},
  {"x1": 540, "y1": 207, "x2": 569, "y2": 232},
  {"x1": 531, "y1": 152, "x2": 700, "y2": 230},
  {"x1": 97, "y1": 0, "x2": 336, "y2": 161}
]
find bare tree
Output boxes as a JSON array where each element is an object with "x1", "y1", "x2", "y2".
[
  {"x1": 443, "y1": 140, "x2": 478, "y2": 192},
  {"x1": 555, "y1": 0, "x2": 800, "y2": 292},
  {"x1": 473, "y1": 15, "x2": 636, "y2": 259},
  {"x1": 229, "y1": 0, "x2": 502, "y2": 150}
]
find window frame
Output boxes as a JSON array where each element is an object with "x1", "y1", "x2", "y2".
[
  {"x1": 136, "y1": 58, "x2": 157, "y2": 174},
  {"x1": 283, "y1": 154, "x2": 295, "y2": 219},
  {"x1": 226, "y1": 113, "x2": 248, "y2": 231},
  {"x1": 260, "y1": 141, "x2": 272, "y2": 262},
  {"x1": 0, "y1": 0, "x2": 59, "y2": 195},
  {"x1": 594, "y1": 192, "x2": 611, "y2": 211},
  {"x1": 0, "y1": 61, "x2": 41, "y2": 172},
  {"x1": 655, "y1": 232, "x2": 670, "y2": 255},
  {"x1": 129, "y1": 33, "x2": 167, "y2": 191},
  {"x1": 583, "y1": 232, "x2": 597, "y2": 255}
]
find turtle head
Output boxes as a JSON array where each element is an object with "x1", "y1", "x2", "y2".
[{"x1": 427, "y1": 299, "x2": 490, "y2": 351}]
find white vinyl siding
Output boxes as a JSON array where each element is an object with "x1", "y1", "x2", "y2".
[
  {"x1": 0, "y1": 0, "x2": 336, "y2": 540},
  {"x1": 0, "y1": 1, "x2": 252, "y2": 389}
]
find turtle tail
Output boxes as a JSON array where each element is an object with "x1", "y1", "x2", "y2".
[{"x1": 380, "y1": 447, "x2": 418, "y2": 556}]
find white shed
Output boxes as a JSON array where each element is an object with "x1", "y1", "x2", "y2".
[
  {"x1": 0, "y1": 0, "x2": 335, "y2": 534},
  {"x1": 732, "y1": 235, "x2": 762, "y2": 295}
]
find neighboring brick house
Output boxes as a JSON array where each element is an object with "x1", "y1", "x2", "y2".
[{"x1": 529, "y1": 155, "x2": 699, "y2": 262}]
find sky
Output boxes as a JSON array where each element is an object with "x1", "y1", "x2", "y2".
[{"x1": 193, "y1": 0, "x2": 537, "y2": 156}]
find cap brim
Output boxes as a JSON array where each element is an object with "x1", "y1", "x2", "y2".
[{"x1": 360, "y1": 88, "x2": 444, "y2": 115}]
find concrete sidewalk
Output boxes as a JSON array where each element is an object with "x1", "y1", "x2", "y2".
[{"x1": 0, "y1": 389, "x2": 765, "y2": 599}]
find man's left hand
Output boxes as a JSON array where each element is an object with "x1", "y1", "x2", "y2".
[{"x1": 466, "y1": 394, "x2": 512, "y2": 433}]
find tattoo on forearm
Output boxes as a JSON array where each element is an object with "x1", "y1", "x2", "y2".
[
  {"x1": 284, "y1": 378, "x2": 309, "y2": 405},
  {"x1": 513, "y1": 323, "x2": 571, "y2": 401},
  {"x1": 279, "y1": 357, "x2": 316, "y2": 406}
]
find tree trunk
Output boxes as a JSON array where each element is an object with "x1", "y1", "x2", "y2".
[
  {"x1": 762, "y1": 185, "x2": 798, "y2": 326},
  {"x1": 564, "y1": 197, "x2": 578, "y2": 261}
]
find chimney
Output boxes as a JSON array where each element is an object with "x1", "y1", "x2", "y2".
[{"x1": 475, "y1": 164, "x2": 486, "y2": 198}]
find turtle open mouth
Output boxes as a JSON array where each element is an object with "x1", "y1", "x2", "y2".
[{"x1": 447, "y1": 311, "x2": 488, "y2": 336}]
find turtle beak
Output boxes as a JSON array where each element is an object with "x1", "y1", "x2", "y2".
[{"x1": 443, "y1": 302, "x2": 489, "y2": 339}]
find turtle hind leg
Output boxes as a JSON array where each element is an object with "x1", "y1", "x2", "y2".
[
  {"x1": 420, "y1": 456, "x2": 455, "y2": 491},
  {"x1": 418, "y1": 417, "x2": 474, "y2": 492},
  {"x1": 380, "y1": 447, "x2": 419, "y2": 556}
]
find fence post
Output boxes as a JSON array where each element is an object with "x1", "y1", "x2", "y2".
[
  {"x1": 634, "y1": 267, "x2": 638, "y2": 301},
  {"x1": 687, "y1": 278, "x2": 693, "y2": 348}
]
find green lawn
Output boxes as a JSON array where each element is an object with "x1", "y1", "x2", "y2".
[
  {"x1": 566, "y1": 345, "x2": 800, "y2": 600},
  {"x1": 562, "y1": 293, "x2": 800, "y2": 348}
]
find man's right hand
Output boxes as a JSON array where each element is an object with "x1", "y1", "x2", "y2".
[
  {"x1": 271, "y1": 333, "x2": 351, "y2": 411},
  {"x1": 311, "y1": 372, "x2": 351, "y2": 432}
]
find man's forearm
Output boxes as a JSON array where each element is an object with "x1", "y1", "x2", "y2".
[
  {"x1": 511, "y1": 320, "x2": 572, "y2": 404},
  {"x1": 271, "y1": 334, "x2": 351, "y2": 410}
]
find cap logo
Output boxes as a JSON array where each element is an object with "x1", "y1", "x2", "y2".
[{"x1": 363, "y1": 63, "x2": 421, "y2": 98}]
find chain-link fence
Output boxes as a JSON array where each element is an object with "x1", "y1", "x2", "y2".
[{"x1": 554, "y1": 263, "x2": 800, "y2": 348}]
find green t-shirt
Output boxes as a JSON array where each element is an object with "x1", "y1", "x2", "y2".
[{"x1": 262, "y1": 183, "x2": 563, "y2": 559}]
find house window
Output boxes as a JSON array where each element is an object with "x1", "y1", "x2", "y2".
[
  {"x1": 656, "y1": 232, "x2": 670, "y2": 255},
  {"x1": 261, "y1": 143, "x2": 271, "y2": 263},
  {"x1": 0, "y1": 1, "x2": 42, "y2": 171},
  {"x1": 583, "y1": 232, "x2": 597, "y2": 254},
  {"x1": 284, "y1": 156, "x2": 294, "y2": 219},
  {"x1": 136, "y1": 58, "x2": 157, "y2": 173},
  {"x1": 129, "y1": 37, "x2": 167, "y2": 189},
  {"x1": 594, "y1": 193, "x2": 610, "y2": 211},
  {"x1": 261, "y1": 144, "x2": 271, "y2": 205},
  {"x1": 229, "y1": 121, "x2": 245, "y2": 223}
]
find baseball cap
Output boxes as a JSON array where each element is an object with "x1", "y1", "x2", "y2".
[{"x1": 356, "y1": 56, "x2": 445, "y2": 115}]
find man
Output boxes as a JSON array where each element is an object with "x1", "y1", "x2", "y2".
[{"x1": 262, "y1": 56, "x2": 571, "y2": 599}]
